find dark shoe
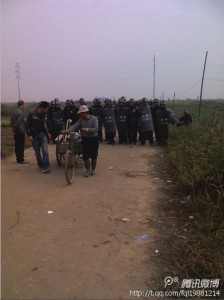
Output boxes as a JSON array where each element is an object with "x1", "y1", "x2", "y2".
[
  {"x1": 18, "y1": 161, "x2": 29, "y2": 164},
  {"x1": 84, "y1": 160, "x2": 90, "y2": 177},
  {"x1": 91, "y1": 159, "x2": 97, "y2": 175}
]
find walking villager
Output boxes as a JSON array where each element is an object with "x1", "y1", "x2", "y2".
[
  {"x1": 10, "y1": 100, "x2": 28, "y2": 164},
  {"x1": 102, "y1": 98, "x2": 116, "y2": 145},
  {"x1": 25, "y1": 101, "x2": 52, "y2": 173},
  {"x1": 135, "y1": 98, "x2": 154, "y2": 146},
  {"x1": 66, "y1": 105, "x2": 99, "y2": 177}
]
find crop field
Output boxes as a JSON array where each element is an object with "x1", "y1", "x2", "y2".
[{"x1": 167, "y1": 100, "x2": 224, "y2": 123}]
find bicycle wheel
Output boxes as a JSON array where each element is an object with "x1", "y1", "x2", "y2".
[{"x1": 65, "y1": 149, "x2": 74, "y2": 184}]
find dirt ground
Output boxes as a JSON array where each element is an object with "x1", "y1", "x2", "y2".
[{"x1": 2, "y1": 141, "x2": 167, "y2": 300}]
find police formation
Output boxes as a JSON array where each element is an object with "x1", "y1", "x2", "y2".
[{"x1": 48, "y1": 97, "x2": 175, "y2": 147}]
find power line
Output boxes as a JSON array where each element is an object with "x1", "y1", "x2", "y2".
[
  {"x1": 199, "y1": 51, "x2": 208, "y2": 117},
  {"x1": 205, "y1": 77, "x2": 224, "y2": 82},
  {"x1": 176, "y1": 79, "x2": 201, "y2": 97}
]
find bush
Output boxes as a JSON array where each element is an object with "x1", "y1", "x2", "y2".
[
  {"x1": 1, "y1": 119, "x2": 11, "y2": 127},
  {"x1": 167, "y1": 114, "x2": 224, "y2": 245}
]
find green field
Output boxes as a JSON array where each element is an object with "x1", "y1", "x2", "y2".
[{"x1": 167, "y1": 100, "x2": 224, "y2": 123}]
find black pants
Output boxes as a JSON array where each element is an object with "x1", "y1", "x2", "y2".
[
  {"x1": 128, "y1": 127, "x2": 137, "y2": 144},
  {"x1": 82, "y1": 136, "x2": 99, "y2": 160},
  {"x1": 154, "y1": 126, "x2": 160, "y2": 143},
  {"x1": 118, "y1": 131, "x2": 128, "y2": 144},
  {"x1": 139, "y1": 130, "x2": 154, "y2": 145},
  {"x1": 98, "y1": 127, "x2": 103, "y2": 142},
  {"x1": 14, "y1": 131, "x2": 25, "y2": 162},
  {"x1": 106, "y1": 131, "x2": 116, "y2": 144},
  {"x1": 158, "y1": 126, "x2": 169, "y2": 146}
]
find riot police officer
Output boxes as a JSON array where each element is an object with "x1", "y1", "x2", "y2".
[
  {"x1": 48, "y1": 98, "x2": 62, "y2": 142},
  {"x1": 91, "y1": 98, "x2": 103, "y2": 142},
  {"x1": 63, "y1": 99, "x2": 78, "y2": 125},
  {"x1": 135, "y1": 98, "x2": 154, "y2": 146},
  {"x1": 115, "y1": 97, "x2": 129, "y2": 144},
  {"x1": 102, "y1": 98, "x2": 116, "y2": 145},
  {"x1": 151, "y1": 98, "x2": 161, "y2": 145},
  {"x1": 156, "y1": 101, "x2": 171, "y2": 146},
  {"x1": 127, "y1": 98, "x2": 138, "y2": 145}
]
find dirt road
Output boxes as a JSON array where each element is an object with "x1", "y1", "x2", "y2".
[{"x1": 2, "y1": 142, "x2": 165, "y2": 300}]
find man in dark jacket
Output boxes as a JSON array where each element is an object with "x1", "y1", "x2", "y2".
[
  {"x1": 25, "y1": 101, "x2": 52, "y2": 173},
  {"x1": 10, "y1": 100, "x2": 28, "y2": 164}
]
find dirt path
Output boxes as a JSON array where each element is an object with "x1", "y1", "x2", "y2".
[{"x1": 2, "y1": 142, "x2": 165, "y2": 300}]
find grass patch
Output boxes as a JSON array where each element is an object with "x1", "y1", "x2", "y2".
[
  {"x1": 159, "y1": 113, "x2": 224, "y2": 293},
  {"x1": 168, "y1": 114, "x2": 224, "y2": 243},
  {"x1": 1, "y1": 117, "x2": 11, "y2": 127},
  {"x1": 149, "y1": 114, "x2": 224, "y2": 298}
]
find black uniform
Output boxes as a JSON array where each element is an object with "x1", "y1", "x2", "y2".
[
  {"x1": 63, "y1": 106, "x2": 79, "y2": 125},
  {"x1": 151, "y1": 104, "x2": 161, "y2": 144},
  {"x1": 136, "y1": 105, "x2": 154, "y2": 145},
  {"x1": 115, "y1": 105, "x2": 129, "y2": 144},
  {"x1": 179, "y1": 112, "x2": 192, "y2": 126},
  {"x1": 156, "y1": 108, "x2": 171, "y2": 146},
  {"x1": 102, "y1": 106, "x2": 116, "y2": 144},
  {"x1": 127, "y1": 105, "x2": 138, "y2": 144},
  {"x1": 48, "y1": 106, "x2": 62, "y2": 141}
]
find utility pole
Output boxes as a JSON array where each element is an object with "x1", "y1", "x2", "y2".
[
  {"x1": 153, "y1": 55, "x2": 155, "y2": 100},
  {"x1": 198, "y1": 51, "x2": 208, "y2": 117},
  {"x1": 173, "y1": 92, "x2": 175, "y2": 107},
  {"x1": 15, "y1": 62, "x2": 21, "y2": 100}
]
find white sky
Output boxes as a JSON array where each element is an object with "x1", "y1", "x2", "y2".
[{"x1": 1, "y1": 0, "x2": 224, "y2": 102}]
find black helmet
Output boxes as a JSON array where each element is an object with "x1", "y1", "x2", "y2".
[
  {"x1": 79, "y1": 98, "x2": 86, "y2": 105},
  {"x1": 142, "y1": 97, "x2": 148, "y2": 104},
  {"x1": 119, "y1": 96, "x2": 126, "y2": 102},
  {"x1": 104, "y1": 98, "x2": 112, "y2": 105},
  {"x1": 66, "y1": 99, "x2": 72, "y2": 106},
  {"x1": 160, "y1": 100, "x2": 166, "y2": 107},
  {"x1": 93, "y1": 98, "x2": 101, "y2": 106},
  {"x1": 138, "y1": 99, "x2": 143, "y2": 106},
  {"x1": 154, "y1": 98, "x2": 159, "y2": 105},
  {"x1": 118, "y1": 97, "x2": 125, "y2": 104}
]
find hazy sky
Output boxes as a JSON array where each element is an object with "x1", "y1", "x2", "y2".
[{"x1": 1, "y1": 0, "x2": 224, "y2": 102}]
